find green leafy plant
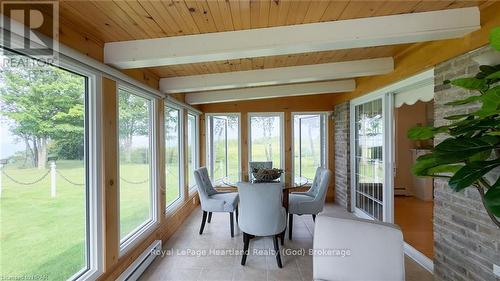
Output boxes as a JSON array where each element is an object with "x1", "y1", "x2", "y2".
[{"x1": 408, "y1": 27, "x2": 500, "y2": 228}]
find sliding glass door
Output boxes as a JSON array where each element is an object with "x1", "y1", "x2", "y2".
[{"x1": 351, "y1": 94, "x2": 393, "y2": 222}]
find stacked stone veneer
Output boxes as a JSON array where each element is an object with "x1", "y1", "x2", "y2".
[
  {"x1": 334, "y1": 101, "x2": 351, "y2": 211},
  {"x1": 433, "y1": 45, "x2": 500, "y2": 281}
]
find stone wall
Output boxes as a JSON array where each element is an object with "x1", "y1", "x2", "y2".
[
  {"x1": 334, "y1": 101, "x2": 351, "y2": 211},
  {"x1": 433, "y1": 45, "x2": 500, "y2": 281}
]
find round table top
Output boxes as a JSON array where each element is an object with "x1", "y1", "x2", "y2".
[{"x1": 221, "y1": 172, "x2": 309, "y2": 189}]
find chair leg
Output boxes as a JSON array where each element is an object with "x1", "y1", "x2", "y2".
[
  {"x1": 207, "y1": 212, "x2": 212, "y2": 223},
  {"x1": 273, "y1": 235, "x2": 283, "y2": 268},
  {"x1": 199, "y1": 211, "x2": 207, "y2": 235},
  {"x1": 280, "y1": 230, "x2": 285, "y2": 246},
  {"x1": 241, "y1": 232, "x2": 250, "y2": 265},
  {"x1": 288, "y1": 214, "x2": 293, "y2": 240},
  {"x1": 230, "y1": 212, "x2": 234, "y2": 237},
  {"x1": 236, "y1": 207, "x2": 239, "y2": 224},
  {"x1": 312, "y1": 214, "x2": 316, "y2": 222}
]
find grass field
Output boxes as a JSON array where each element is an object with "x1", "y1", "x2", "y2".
[{"x1": 0, "y1": 160, "x2": 180, "y2": 280}]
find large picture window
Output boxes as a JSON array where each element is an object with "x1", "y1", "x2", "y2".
[
  {"x1": 249, "y1": 113, "x2": 284, "y2": 169},
  {"x1": 118, "y1": 88, "x2": 155, "y2": 245},
  {"x1": 187, "y1": 113, "x2": 199, "y2": 192},
  {"x1": 165, "y1": 106, "x2": 182, "y2": 207},
  {"x1": 0, "y1": 49, "x2": 99, "y2": 280},
  {"x1": 293, "y1": 113, "x2": 328, "y2": 183},
  {"x1": 206, "y1": 114, "x2": 240, "y2": 185}
]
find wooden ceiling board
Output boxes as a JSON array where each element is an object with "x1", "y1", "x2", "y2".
[
  {"x1": 58, "y1": 1, "x2": 482, "y2": 43},
  {"x1": 146, "y1": 44, "x2": 411, "y2": 78},
  {"x1": 52, "y1": 0, "x2": 486, "y2": 78}
]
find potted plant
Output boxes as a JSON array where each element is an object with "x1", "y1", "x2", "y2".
[{"x1": 408, "y1": 27, "x2": 500, "y2": 228}]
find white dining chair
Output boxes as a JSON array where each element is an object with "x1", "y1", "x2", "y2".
[
  {"x1": 237, "y1": 182, "x2": 287, "y2": 268},
  {"x1": 313, "y1": 215, "x2": 405, "y2": 281},
  {"x1": 194, "y1": 167, "x2": 239, "y2": 237},
  {"x1": 288, "y1": 167, "x2": 332, "y2": 240}
]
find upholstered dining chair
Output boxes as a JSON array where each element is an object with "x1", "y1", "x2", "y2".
[
  {"x1": 194, "y1": 167, "x2": 239, "y2": 237},
  {"x1": 237, "y1": 182, "x2": 287, "y2": 268},
  {"x1": 313, "y1": 215, "x2": 404, "y2": 281},
  {"x1": 288, "y1": 167, "x2": 332, "y2": 240},
  {"x1": 248, "y1": 161, "x2": 272, "y2": 181}
]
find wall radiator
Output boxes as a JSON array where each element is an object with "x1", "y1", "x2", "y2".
[{"x1": 116, "y1": 240, "x2": 162, "y2": 281}]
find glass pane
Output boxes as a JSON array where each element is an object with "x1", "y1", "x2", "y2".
[
  {"x1": 0, "y1": 50, "x2": 88, "y2": 279},
  {"x1": 213, "y1": 117, "x2": 227, "y2": 182},
  {"x1": 118, "y1": 89, "x2": 152, "y2": 240},
  {"x1": 294, "y1": 115, "x2": 322, "y2": 181},
  {"x1": 165, "y1": 107, "x2": 180, "y2": 206},
  {"x1": 354, "y1": 98, "x2": 384, "y2": 220},
  {"x1": 250, "y1": 115, "x2": 282, "y2": 168},
  {"x1": 208, "y1": 115, "x2": 239, "y2": 184},
  {"x1": 187, "y1": 114, "x2": 197, "y2": 189}
]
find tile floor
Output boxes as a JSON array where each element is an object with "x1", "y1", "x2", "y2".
[{"x1": 139, "y1": 204, "x2": 434, "y2": 281}]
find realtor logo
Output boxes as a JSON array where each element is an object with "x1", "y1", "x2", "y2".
[{"x1": 1, "y1": 1, "x2": 58, "y2": 62}]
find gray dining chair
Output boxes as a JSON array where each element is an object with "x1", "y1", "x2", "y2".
[
  {"x1": 194, "y1": 167, "x2": 239, "y2": 237},
  {"x1": 248, "y1": 161, "x2": 272, "y2": 180},
  {"x1": 288, "y1": 167, "x2": 332, "y2": 240},
  {"x1": 237, "y1": 182, "x2": 287, "y2": 268}
]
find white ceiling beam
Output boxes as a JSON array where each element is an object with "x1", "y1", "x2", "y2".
[
  {"x1": 160, "y1": 57, "x2": 393, "y2": 93},
  {"x1": 185, "y1": 80, "x2": 355, "y2": 105},
  {"x1": 104, "y1": 7, "x2": 480, "y2": 69}
]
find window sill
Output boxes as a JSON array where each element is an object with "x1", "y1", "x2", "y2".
[{"x1": 119, "y1": 220, "x2": 159, "y2": 257}]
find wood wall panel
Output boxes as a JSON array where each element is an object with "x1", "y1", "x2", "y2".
[{"x1": 101, "y1": 77, "x2": 119, "y2": 270}]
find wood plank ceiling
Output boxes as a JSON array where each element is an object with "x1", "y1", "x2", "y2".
[{"x1": 59, "y1": 0, "x2": 492, "y2": 78}]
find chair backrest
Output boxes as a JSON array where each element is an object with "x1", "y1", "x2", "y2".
[
  {"x1": 237, "y1": 182, "x2": 286, "y2": 236},
  {"x1": 308, "y1": 167, "x2": 332, "y2": 201},
  {"x1": 194, "y1": 167, "x2": 218, "y2": 206},
  {"x1": 248, "y1": 161, "x2": 272, "y2": 180},
  {"x1": 313, "y1": 216, "x2": 404, "y2": 281}
]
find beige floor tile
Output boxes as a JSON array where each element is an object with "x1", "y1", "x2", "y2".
[
  {"x1": 232, "y1": 267, "x2": 268, "y2": 281},
  {"x1": 267, "y1": 265, "x2": 302, "y2": 281},
  {"x1": 139, "y1": 204, "x2": 435, "y2": 281},
  {"x1": 199, "y1": 268, "x2": 234, "y2": 281}
]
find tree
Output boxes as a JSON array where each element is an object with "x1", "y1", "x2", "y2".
[
  {"x1": 253, "y1": 116, "x2": 275, "y2": 161},
  {"x1": 118, "y1": 90, "x2": 149, "y2": 163},
  {"x1": 0, "y1": 56, "x2": 85, "y2": 168}
]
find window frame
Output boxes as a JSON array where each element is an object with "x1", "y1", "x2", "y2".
[
  {"x1": 187, "y1": 111, "x2": 200, "y2": 194},
  {"x1": 59, "y1": 55, "x2": 104, "y2": 281},
  {"x1": 291, "y1": 112, "x2": 330, "y2": 184},
  {"x1": 0, "y1": 48, "x2": 105, "y2": 281},
  {"x1": 248, "y1": 112, "x2": 285, "y2": 169},
  {"x1": 165, "y1": 103, "x2": 185, "y2": 213},
  {"x1": 205, "y1": 113, "x2": 242, "y2": 185},
  {"x1": 117, "y1": 83, "x2": 159, "y2": 256}
]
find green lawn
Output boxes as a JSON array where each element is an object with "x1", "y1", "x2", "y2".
[{"x1": 0, "y1": 160, "x2": 179, "y2": 280}]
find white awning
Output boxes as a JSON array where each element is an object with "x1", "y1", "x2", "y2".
[
  {"x1": 387, "y1": 69, "x2": 435, "y2": 108},
  {"x1": 394, "y1": 81, "x2": 434, "y2": 108}
]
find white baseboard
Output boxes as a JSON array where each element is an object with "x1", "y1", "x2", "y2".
[{"x1": 404, "y1": 242, "x2": 434, "y2": 274}]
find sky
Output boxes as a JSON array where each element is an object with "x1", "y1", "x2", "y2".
[{"x1": 0, "y1": 119, "x2": 25, "y2": 159}]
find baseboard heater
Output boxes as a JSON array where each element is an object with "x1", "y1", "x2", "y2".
[{"x1": 116, "y1": 240, "x2": 162, "y2": 281}]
